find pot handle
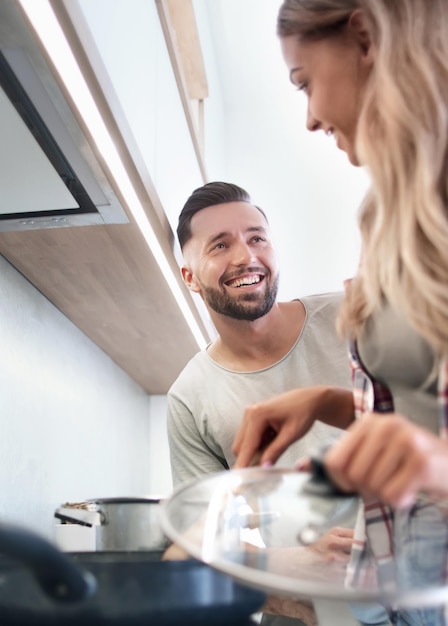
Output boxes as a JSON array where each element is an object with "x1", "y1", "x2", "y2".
[
  {"x1": 54, "y1": 506, "x2": 101, "y2": 527},
  {"x1": 0, "y1": 523, "x2": 97, "y2": 602}
]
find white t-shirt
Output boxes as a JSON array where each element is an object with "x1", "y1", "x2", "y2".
[{"x1": 167, "y1": 292, "x2": 352, "y2": 487}]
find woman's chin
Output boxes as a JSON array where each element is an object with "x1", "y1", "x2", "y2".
[
  {"x1": 336, "y1": 138, "x2": 361, "y2": 167},
  {"x1": 344, "y1": 148, "x2": 361, "y2": 167}
]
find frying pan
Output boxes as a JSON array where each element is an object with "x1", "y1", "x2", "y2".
[{"x1": 0, "y1": 523, "x2": 265, "y2": 625}]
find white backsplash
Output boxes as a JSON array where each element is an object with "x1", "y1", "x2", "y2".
[{"x1": 0, "y1": 254, "x2": 172, "y2": 542}]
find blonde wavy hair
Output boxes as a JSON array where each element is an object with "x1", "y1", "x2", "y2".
[{"x1": 278, "y1": 0, "x2": 448, "y2": 357}]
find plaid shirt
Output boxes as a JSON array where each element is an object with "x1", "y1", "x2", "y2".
[{"x1": 345, "y1": 338, "x2": 448, "y2": 593}]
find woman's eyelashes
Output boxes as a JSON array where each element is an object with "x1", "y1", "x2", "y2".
[{"x1": 296, "y1": 81, "x2": 309, "y2": 94}]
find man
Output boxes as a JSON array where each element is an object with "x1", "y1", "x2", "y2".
[
  {"x1": 165, "y1": 181, "x2": 374, "y2": 626},
  {"x1": 168, "y1": 181, "x2": 352, "y2": 487}
]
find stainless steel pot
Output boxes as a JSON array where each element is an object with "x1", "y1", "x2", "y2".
[{"x1": 55, "y1": 496, "x2": 170, "y2": 552}]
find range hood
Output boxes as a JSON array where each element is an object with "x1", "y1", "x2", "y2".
[{"x1": 0, "y1": 0, "x2": 129, "y2": 231}]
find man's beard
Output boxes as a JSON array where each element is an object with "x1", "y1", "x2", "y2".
[{"x1": 202, "y1": 274, "x2": 279, "y2": 321}]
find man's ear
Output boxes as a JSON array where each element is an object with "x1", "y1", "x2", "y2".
[
  {"x1": 348, "y1": 9, "x2": 374, "y2": 63},
  {"x1": 181, "y1": 265, "x2": 201, "y2": 293}
]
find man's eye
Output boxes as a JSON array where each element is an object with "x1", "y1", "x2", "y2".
[{"x1": 212, "y1": 242, "x2": 226, "y2": 250}]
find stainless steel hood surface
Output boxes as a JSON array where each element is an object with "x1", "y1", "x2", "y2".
[{"x1": 0, "y1": 0, "x2": 129, "y2": 231}]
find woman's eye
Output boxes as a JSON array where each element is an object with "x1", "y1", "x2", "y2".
[{"x1": 296, "y1": 82, "x2": 308, "y2": 93}]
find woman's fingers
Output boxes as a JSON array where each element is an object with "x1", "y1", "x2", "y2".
[
  {"x1": 313, "y1": 527, "x2": 354, "y2": 554},
  {"x1": 232, "y1": 404, "x2": 268, "y2": 467},
  {"x1": 233, "y1": 388, "x2": 327, "y2": 468},
  {"x1": 258, "y1": 422, "x2": 303, "y2": 466},
  {"x1": 233, "y1": 402, "x2": 288, "y2": 468},
  {"x1": 324, "y1": 413, "x2": 448, "y2": 507}
]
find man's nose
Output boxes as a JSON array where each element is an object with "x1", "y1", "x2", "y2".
[{"x1": 233, "y1": 241, "x2": 256, "y2": 265}]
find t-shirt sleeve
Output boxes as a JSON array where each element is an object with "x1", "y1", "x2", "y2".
[{"x1": 167, "y1": 391, "x2": 229, "y2": 488}]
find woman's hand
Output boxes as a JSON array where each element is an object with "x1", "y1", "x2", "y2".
[
  {"x1": 265, "y1": 526, "x2": 354, "y2": 587},
  {"x1": 232, "y1": 386, "x2": 354, "y2": 468},
  {"x1": 325, "y1": 412, "x2": 448, "y2": 507},
  {"x1": 308, "y1": 526, "x2": 354, "y2": 562}
]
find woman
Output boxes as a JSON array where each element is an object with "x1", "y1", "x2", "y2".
[{"x1": 233, "y1": 1, "x2": 448, "y2": 624}]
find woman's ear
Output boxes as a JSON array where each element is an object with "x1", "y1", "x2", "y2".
[
  {"x1": 181, "y1": 265, "x2": 201, "y2": 294},
  {"x1": 348, "y1": 9, "x2": 374, "y2": 63}
]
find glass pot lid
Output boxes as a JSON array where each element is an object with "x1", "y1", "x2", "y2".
[{"x1": 159, "y1": 467, "x2": 448, "y2": 608}]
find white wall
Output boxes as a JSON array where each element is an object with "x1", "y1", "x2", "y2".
[
  {"x1": 0, "y1": 255, "x2": 171, "y2": 541},
  {"x1": 196, "y1": 0, "x2": 368, "y2": 299},
  {"x1": 147, "y1": 394, "x2": 171, "y2": 495}
]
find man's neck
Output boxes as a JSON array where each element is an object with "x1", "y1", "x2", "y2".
[{"x1": 207, "y1": 300, "x2": 305, "y2": 371}]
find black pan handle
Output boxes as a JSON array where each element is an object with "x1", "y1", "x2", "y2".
[{"x1": 0, "y1": 523, "x2": 97, "y2": 602}]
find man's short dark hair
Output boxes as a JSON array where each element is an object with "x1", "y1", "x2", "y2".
[{"x1": 177, "y1": 181, "x2": 268, "y2": 250}]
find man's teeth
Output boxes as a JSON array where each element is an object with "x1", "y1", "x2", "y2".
[{"x1": 228, "y1": 275, "x2": 261, "y2": 288}]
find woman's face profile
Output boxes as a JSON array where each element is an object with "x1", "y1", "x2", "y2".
[{"x1": 280, "y1": 26, "x2": 373, "y2": 166}]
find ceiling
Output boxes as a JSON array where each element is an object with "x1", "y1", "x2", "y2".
[{"x1": 196, "y1": 0, "x2": 369, "y2": 301}]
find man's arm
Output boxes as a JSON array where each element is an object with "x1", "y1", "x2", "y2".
[
  {"x1": 165, "y1": 393, "x2": 229, "y2": 560},
  {"x1": 167, "y1": 392, "x2": 228, "y2": 488}
]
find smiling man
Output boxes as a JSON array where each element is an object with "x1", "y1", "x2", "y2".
[{"x1": 167, "y1": 181, "x2": 352, "y2": 489}]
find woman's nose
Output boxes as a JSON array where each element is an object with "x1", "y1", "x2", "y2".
[{"x1": 306, "y1": 105, "x2": 321, "y2": 132}]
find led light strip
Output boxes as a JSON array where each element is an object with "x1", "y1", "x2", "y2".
[{"x1": 19, "y1": 0, "x2": 208, "y2": 350}]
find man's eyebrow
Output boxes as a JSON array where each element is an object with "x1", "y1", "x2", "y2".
[
  {"x1": 205, "y1": 226, "x2": 267, "y2": 247},
  {"x1": 289, "y1": 67, "x2": 302, "y2": 84},
  {"x1": 206, "y1": 231, "x2": 230, "y2": 246},
  {"x1": 247, "y1": 226, "x2": 268, "y2": 235}
]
